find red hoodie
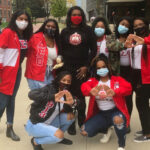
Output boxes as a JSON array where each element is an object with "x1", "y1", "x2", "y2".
[
  {"x1": 25, "y1": 32, "x2": 58, "y2": 81},
  {"x1": 0, "y1": 28, "x2": 21, "y2": 95},
  {"x1": 81, "y1": 76, "x2": 132, "y2": 127}
]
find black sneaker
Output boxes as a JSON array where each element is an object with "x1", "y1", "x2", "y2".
[
  {"x1": 59, "y1": 138, "x2": 73, "y2": 145},
  {"x1": 31, "y1": 138, "x2": 43, "y2": 150},
  {"x1": 134, "y1": 135, "x2": 150, "y2": 143},
  {"x1": 134, "y1": 130, "x2": 143, "y2": 137}
]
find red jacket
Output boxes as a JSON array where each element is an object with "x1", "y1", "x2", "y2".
[
  {"x1": 141, "y1": 34, "x2": 150, "y2": 84},
  {"x1": 0, "y1": 28, "x2": 21, "y2": 95},
  {"x1": 25, "y1": 32, "x2": 58, "y2": 81},
  {"x1": 81, "y1": 76, "x2": 132, "y2": 127}
]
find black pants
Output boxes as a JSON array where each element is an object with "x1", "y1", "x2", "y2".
[
  {"x1": 131, "y1": 69, "x2": 150, "y2": 135},
  {"x1": 120, "y1": 66, "x2": 133, "y2": 116},
  {"x1": 61, "y1": 64, "x2": 86, "y2": 127}
]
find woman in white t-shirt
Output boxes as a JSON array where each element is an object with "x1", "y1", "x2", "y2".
[
  {"x1": 25, "y1": 19, "x2": 62, "y2": 90},
  {"x1": 115, "y1": 16, "x2": 133, "y2": 133},
  {"x1": 80, "y1": 54, "x2": 132, "y2": 150}
]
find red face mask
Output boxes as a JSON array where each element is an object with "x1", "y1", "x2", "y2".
[{"x1": 71, "y1": 16, "x2": 82, "y2": 25}]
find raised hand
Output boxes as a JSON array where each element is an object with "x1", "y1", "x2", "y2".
[
  {"x1": 55, "y1": 91, "x2": 66, "y2": 103},
  {"x1": 63, "y1": 90, "x2": 74, "y2": 106},
  {"x1": 90, "y1": 85, "x2": 103, "y2": 96},
  {"x1": 106, "y1": 88, "x2": 115, "y2": 97}
]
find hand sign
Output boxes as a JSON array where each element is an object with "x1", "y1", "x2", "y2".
[
  {"x1": 63, "y1": 90, "x2": 74, "y2": 106},
  {"x1": 90, "y1": 85, "x2": 103, "y2": 96}
]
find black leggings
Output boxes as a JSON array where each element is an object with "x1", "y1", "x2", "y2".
[{"x1": 131, "y1": 69, "x2": 150, "y2": 135}]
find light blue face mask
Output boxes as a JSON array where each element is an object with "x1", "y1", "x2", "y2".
[
  {"x1": 94, "y1": 27, "x2": 105, "y2": 37},
  {"x1": 118, "y1": 25, "x2": 129, "y2": 34},
  {"x1": 97, "y1": 68, "x2": 109, "y2": 77}
]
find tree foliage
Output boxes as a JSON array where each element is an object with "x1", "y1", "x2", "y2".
[{"x1": 50, "y1": 0, "x2": 67, "y2": 19}]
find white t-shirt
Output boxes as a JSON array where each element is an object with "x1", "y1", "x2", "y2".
[
  {"x1": 95, "y1": 80, "x2": 115, "y2": 111},
  {"x1": 120, "y1": 48, "x2": 131, "y2": 66},
  {"x1": 44, "y1": 97, "x2": 64, "y2": 125},
  {"x1": 97, "y1": 39, "x2": 109, "y2": 57},
  {"x1": 47, "y1": 46, "x2": 57, "y2": 67},
  {"x1": 129, "y1": 45, "x2": 142, "y2": 69}
]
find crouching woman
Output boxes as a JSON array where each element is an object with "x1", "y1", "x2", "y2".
[
  {"x1": 80, "y1": 54, "x2": 132, "y2": 150},
  {"x1": 25, "y1": 71, "x2": 76, "y2": 150}
]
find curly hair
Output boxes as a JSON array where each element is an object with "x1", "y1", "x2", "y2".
[
  {"x1": 92, "y1": 17, "x2": 112, "y2": 35},
  {"x1": 7, "y1": 10, "x2": 33, "y2": 41},
  {"x1": 91, "y1": 54, "x2": 112, "y2": 80}
]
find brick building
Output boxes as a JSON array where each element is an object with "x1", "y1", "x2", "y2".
[{"x1": 0, "y1": 0, "x2": 12, "y2": 22}]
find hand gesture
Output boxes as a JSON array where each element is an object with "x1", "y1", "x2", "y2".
[
  {"x1": 55, "y1": 91, "x2": 66, "y2": 103},
  {"x1": 63, "y1": 90, "x2": 74, "y2": 106},
  {"x1": 90, "y1": 85, "x2": 103, "y2": 96},
  {"x1": 106, "y1": 89, "x2": 115, "y2": 97},
  {"x1": 76, "y1": 66, "x2": 87, "y2": 80}
]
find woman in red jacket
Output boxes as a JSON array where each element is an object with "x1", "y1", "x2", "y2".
[
  {"x1": 80, "y1": 54, "x2": 132, "y2": 150},
  {"x1": 0, "y1": 10, "x2": 33, "y2": 141},
  {"x1": 125, "y1": 17, "x2": 150, "y2": 143},
  {"x1": 25, "y1": 19, "x2": 61, "y2": 90}
]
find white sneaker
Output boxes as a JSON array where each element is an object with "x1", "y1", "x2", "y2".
[
  {"x1": 100, "y1": 127, "x2": 113, "y2": 143},
  {"x1": 117, "y1": 147, "x2": 125, "y2": 150}
]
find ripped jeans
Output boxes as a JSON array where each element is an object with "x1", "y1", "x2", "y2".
[{"x1": 82, "y1": 108, "x2": 126, "y2": 147}]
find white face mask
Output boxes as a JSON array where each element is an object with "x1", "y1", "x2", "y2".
[{"x1": 16, "y1": 20, "x2": 28, "y2": 30}]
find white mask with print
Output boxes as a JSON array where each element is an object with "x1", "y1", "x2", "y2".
[{"x1": 16, "y1": 20, "x2": 28, "y2": 30}]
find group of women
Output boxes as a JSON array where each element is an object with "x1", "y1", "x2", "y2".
[{"x1": 0, "y1": 5, "x2": 150, "y2": 150}]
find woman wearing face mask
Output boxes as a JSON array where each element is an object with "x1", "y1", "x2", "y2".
[
  {"x1": 0, "y1": 10, "x2": 33, "y2": 141},
  {"x1": 80, "y1": 54, "x2": 132, "y2": 150},
  {"x1": 59, "y1": 6, "x2": 97, "y2": 135},
  {"x1": 25, "y1": 19, "x2": 61, "y2": 90},
  {"x1": 115, "y1": 17, "x2": 133, "y2": 133},
  {"x1": 92, "y1": 17, "x2": 112, "y2": 57},
  {"x1": 125, "y1": 17, "x2": 150, "y2": 142},
  {"x1": 25, "y1": 71, "x2": 76, "y2": 150}
]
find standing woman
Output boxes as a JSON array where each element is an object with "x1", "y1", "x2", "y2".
[
  {"x1": 0, "y1": 10, "x2": 33, "y2": 141},
  {"x1": 25, "y1": 19, "x2": 61, "y2": 90},
  {"x1": 60, "y1": 6, "x2": 97, "y2": 135},
  {"x1": 92, "y1": 17, "x2": 112, "y2": 57},
  {"x1": 127, "y1": 17, "x2": 150, "y2": 142},
  {"x1": 115, "y1": 16, "x2": 133, "y2": 133}
]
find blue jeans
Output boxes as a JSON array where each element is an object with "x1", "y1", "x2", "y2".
[
  {"x1": 83, "y1": 108, "x2": 126, "y2": 148},
  {"x1": 27, "y1": 66, "x2": 54, "y2": 90},
  {"x1": 25, "y1": 113, "x2": 74, "y2": 145},
  {"x1": 0, "y1": 67, "x2": 22, "y2": 124}
]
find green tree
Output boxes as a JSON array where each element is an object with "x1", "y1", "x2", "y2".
[{"x1": 50, "y1": 0, "x2": 67, "y2": 22}]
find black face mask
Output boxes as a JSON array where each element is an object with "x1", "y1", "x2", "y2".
[
  {"x1": 59, "y1": 82, "x2": 71, "y2": 91},
  {"x1": 44, "y1": 28, "x2": 56, "y2": 38},
  {"x1": 134, "y1": 26, "x2": 146, "y2": 37}
]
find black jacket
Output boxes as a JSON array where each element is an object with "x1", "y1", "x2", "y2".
[{"x1": 29, "y1": 83, "x2": 77, "y2": 124}]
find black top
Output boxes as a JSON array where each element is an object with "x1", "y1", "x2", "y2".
[
  {"x1": 60, "y1": 26, "x2": 97, "y2": 67},
  {"x1": 28, "y1": 84, "x2": 75, "y2": 124}
]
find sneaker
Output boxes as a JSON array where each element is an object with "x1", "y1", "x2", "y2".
[
  {"x1": 100, "y1": 127, "x2": 113, "y2": 143},
  {"x1": 134, "y1": 135, "x2": 150, "y2": 143},
  {"x1": 134, "y1": 130, "x2": 143, "y2": 137},
  {"x1": 59, "y1": 138, "x2": 73, "y2": 145},
  {"x1": 31, "y1": 138, "x2": 43, "y2": 150},
  {"x1": 117, "y1": 147, "x2": 125, "y2": 150}
]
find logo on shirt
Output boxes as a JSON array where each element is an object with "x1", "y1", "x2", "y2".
[
  {"x1": 39, "y1": 101, "x2": 54, "y2": 118},
  {"x1": 19, "y1": 40, "x2": 28, "y2": 49},
  {"x1": 69, "y1": 32, "x2": 82, "y2": 45},
  {"x1": 36, "y1": 41, "x2": 47, "y2": 66}
]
